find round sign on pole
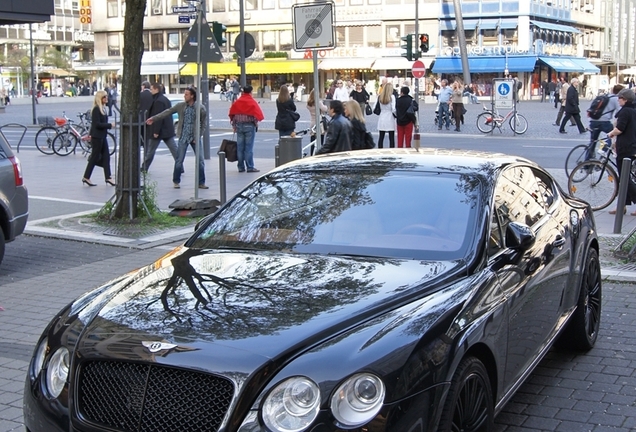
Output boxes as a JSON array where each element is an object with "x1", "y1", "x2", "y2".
[{"x1": 412, "y1": 60, "x2": 425, "y2": 78}]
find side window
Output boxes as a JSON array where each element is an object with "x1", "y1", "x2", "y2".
[{"x1": 532, "y1": 169, "x2": 557, "y2": 210}]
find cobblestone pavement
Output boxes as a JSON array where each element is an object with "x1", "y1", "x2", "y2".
[{"x1": 1, "y1": 235, "x2": 636, "y2": 432}]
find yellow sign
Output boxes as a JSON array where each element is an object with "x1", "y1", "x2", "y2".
[{"x1": 80, "y1": 0, "x2": 92, "y2": 24}]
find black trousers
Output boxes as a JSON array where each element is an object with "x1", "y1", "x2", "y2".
[
  {"x1": 83, "y1": 137, "x2": 111, "y2": 180},
  {"x1": 560, "y1": 112, "x2": 586, "y2": 133}
]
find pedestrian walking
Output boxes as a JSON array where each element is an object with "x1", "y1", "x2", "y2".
[
  {"x1": 607, "y1": 88, "x2": 636, "y2": 215},
  {"x1": 142, "y1": 83, "x2": 179, "y2": 172},
  {"x1": 437, "y1": 79, "x2": 452, "y2": 130},
  {"x1": 349, "y1": 80, "x2": 370, "y2": 114},
  {"x1": 585, "y1": 84, "x2": 623, "y2": 160},
  {"x1": 229, "y1": 85, "x2": 265, "y2": 173},
  {"x1": 555, "y1": 78, "x2": 575, "y2": 126},
  {"x1": 376, "y1": 82, "x2": 396, "y2": 148},
  {"x1": 555, "y1": 77, "x2": 563, "y2": 108},
  {"x1": 306, "y1": 90, "x2": 328, "y2": 150},
  {"x1": 107, "y1": 83, "x2": 119, "y2": 116},
  {"x1": 395, "y1": 86, "x2": 418, "y2": 148},
  {"x1": 146, "y1": 87, "x2": 208, "y2": 189},
  {"x1": 274, "y1": 85, "x2": 297, "y2": 137},
  {"x1": 82, "y1": 91, "x2": 116, "y2": 187},
  {"x1": 548, "y1": 79, "x2": 557, "y2": 105},
  {"x1": 559, "y1": 78, "x2": 587, "y2": 134},
  {"x1": 450, "y1": 81, "x2": 464, "y2": 132},
  {"x1": 540, "y1": 79, "x2": 549, "y2": 103},
  {"x1": 316, "y1": 100, "x2": 352, "y2": 154},
  {"x1": 345, "y1": 101, "x2": 369, "y2": 150},
  {"x1": 230, "y1": 77, "x2": 240, "y2": 103},
  {"x1": 333, "y1": 79, "x2": 350, "y2": 102}
]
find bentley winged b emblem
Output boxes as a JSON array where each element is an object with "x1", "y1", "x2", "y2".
[{"x1": 142, "y1": 341, "x2": 178, "y2": 353}]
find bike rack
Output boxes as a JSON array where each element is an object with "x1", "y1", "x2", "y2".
[{"x1": 0, "y1": 123, "x2": 27, "y2": 152}]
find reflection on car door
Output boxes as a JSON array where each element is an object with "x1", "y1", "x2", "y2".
[{"x1": 489, "y1": 165, "x2": 571, "y2": 394}]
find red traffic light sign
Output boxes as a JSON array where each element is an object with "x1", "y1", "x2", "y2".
[{"x1": 412, "y1": 60, "x2": 425, "y2": 78}]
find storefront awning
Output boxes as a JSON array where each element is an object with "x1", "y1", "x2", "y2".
[
  {"x1": 371, "y1": 57, "x2": 414, "y2": 70},
  {"x1": 539, "y1": 56, "x2": 599, "y2": 73},
  {"x1": 530, "y1": 20, "x2": 580, "y2": 34},
  {"x1": 180, "y1": 60, "x2": 314, "y2": 76},
  {"x1": 432, "y1": 56, "x2": 536, "y2": 73},
  {"x1": 479, "y1": 19, "x2": 499, "y2": 30},
  {"x1": 499, "y1": 19, "x2": 518, "y2": 29},
  {"x1": 141, "y1": 63, "x2": 183, "y2": 75},
  {"x1": 318, "y1": 58, "x2": 375, "y2": 70}
]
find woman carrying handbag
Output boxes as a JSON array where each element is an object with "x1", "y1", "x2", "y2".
[
  {"x1": 82, "y1": 90, "x2": 115, "y2": 187},
  {"x1": 275, "y1": 85, "x2": 298, "y2": 137}
]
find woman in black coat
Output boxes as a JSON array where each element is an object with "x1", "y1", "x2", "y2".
[
  {"x1": 274, "y1": 85, "x2": 297, "y2": 137},
  {"x1": 82, "y1": 90, "x2": 115, "y2": 186},
  {"x1": 607, "y1": 88, "x2": 636, "y2": 215}
]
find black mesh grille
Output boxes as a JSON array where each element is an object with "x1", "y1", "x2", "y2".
[{"x1": 77, "y1": 360, "x2": 234, "y2": 432}]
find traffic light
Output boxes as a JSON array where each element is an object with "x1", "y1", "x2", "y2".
[
  {"x1": 212, "y1": 21, "x2": 227, "y2": 46},
  {"x1": 419, "y1": 33, "x2": 429, "y2": 53},
  {"x1": 401, "y1": 34, "x2": 413, "y2": 61}
]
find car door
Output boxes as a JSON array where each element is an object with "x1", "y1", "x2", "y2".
[{"x1": 488, "y1": 165, "x2": 570, "y2": 393}]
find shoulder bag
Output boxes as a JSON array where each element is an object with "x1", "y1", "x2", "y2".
[{"x1": 218, "y1": 134, "x2": 238, "y2": 162}]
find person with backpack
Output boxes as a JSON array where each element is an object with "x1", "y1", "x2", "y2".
[{"x1": 586, "y1": 84, "x2": 624, "y2": 160}]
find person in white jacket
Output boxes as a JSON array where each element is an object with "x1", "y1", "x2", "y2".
[
  {"x1": 375, "y1": 83, "x2": 396, "y2": 148},
  {"x1": 333, "y1": 79, "x2": 350, "y2": 102}
]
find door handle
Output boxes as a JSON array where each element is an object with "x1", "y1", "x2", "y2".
[{"x1": 552, "y1": 236, "x2": 566, "y2": 248}]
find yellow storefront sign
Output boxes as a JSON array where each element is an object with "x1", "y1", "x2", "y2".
[{"x1": 179, "y1": 60, "x2": 314, "y2": 75}]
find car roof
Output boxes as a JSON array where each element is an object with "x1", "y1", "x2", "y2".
[{"x1": 279, "y1": 148, "x2": 534, "y2": 176}]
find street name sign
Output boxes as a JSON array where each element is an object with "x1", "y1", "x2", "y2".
[
  {"x1": 173, "y1": 5, "x2": 196, "y2": 13},
  {"x1": 292, "y1": 2, "x2": 335, "y2": 50},
  {"x1": 178, "y1": 15, "x2": 191, "y2": 23}
]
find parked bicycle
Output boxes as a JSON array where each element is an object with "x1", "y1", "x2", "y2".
[
  {"x1": 34, "y1": 111, "x2": 91, "y2": 155},
  {"x1": 564, "y1": 132, "x2": 610, "y2": 177},
  {"x1": 567, "y1": 144, "x2": 636, "y2": 211},
  {"x1": 51, "y1": 112, "x2": 117, "y2": 157},
  {"x1": 476, "y1": 104, "x2": 528, "y2": 135}
]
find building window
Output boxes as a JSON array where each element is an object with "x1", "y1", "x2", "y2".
[
  {"x1": 350, "y1": 0, "x2": 362, "y2": 5},
  {"x1": 367, "y1": 25, "x2": 381, "y2": 48},
  {"x1": 213, "y1": 0, "x2": 225, "y2": 11},
  {"x1": 349, "y1": 26, "x2": 363, "y2": 47},
  {"x1": 368, "y1": 0, "x2": 381, "y2": 5},
  {"x1": 279, "y1": 30, "x2": 292, "y2": 51},
  {"x1": 150, "y1": 0, "x2": 163, "y2": 15},
  {"x1": 167, "y1": 32, "x2": 179, "y2": 50},
  {"x1": 262, "y1": 0, "x2": 275, "y2": 9},
  {"x1": 262, "y1": 31, "x2": 276, "y2": 51},
  {"x1": 150, "y1": 32, "x2": 164, "y2": 51},
  {"x1": 143, "y1": 32, "x2": 149, "y2": 51},
  {"x1": 107, "y1": 33, "x2": 120, "y2": 56},
  {"x1": 386, "y1": 25, "x2": 400, "y2": 47},
  {"x1": 279, "y1": 0, "x2": 291, "y2": 8},
  {"x1": 336, "y1": 27, "x2": 345, "y2": 47},
  {"x1": 107, "y1": 0, "x2": 118, "y2": 17},
  {"x1": 167, "y1": 0, "x2": 179, "y2": 10}
]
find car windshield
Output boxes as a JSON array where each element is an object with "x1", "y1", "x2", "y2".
[{"x1": 189, "y1": 168, "x2": 480, "y2": 260}]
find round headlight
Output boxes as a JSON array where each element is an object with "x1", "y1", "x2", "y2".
[
  {"x1": 262, "y1": 377, "x2": 320, "y2": 432},
  {"x1": 46, "y1": 347, "x2": 69, "y2": 398},
  {"x1": 32, "y1": 338, "x2": 48, "y2": 379},
  {"x1": 331, "y1": 373, "x2": 385, "y2": 428}
]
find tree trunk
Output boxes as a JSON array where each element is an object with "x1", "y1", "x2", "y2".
[{"x1": 113, "y1": 0, "x2": 146, "y2": 219}]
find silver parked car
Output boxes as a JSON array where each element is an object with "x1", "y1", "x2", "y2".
[{"x1": 0, "y1": 133, "x2": 28, "y2": 264}]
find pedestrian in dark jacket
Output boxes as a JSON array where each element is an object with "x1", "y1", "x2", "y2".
[
  {"x1": 139, "y1": 81, "x2": 154, "y2": 117},
  {"x1": 274, "y1": 85, "x2": 297, "y2": 137},
  {"x1": 349, "y1": 80, "x2": 370, "y2": 114},
  {"x1": 607, "y1": 88, "x2": 636, "y2": 215},
  {"x1": 82, "y1": 91, "x2": 115, "y2": 187},
  {"x1": 316, "y1": 100, "x2": 352, "y2": 154},
  {"x1": 559, "y1": 77, "x2": 587, "y2": 134},
  {"x1": 395, "y1": 86, "x2": 418, "y2": 148},
  {"x1": 143, "y1": 83, "x2": 179, "y2": 172},
  {"x1": 345, "y1": 101, "x2": 368, "y2": 150}
]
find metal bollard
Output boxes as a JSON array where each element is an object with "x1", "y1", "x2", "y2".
[
  {"x1": 613, "y1": 158, "x2": 633, "y2": 234},
  {"x1": 218, "y1": 151, "x2": 227, "y2": 204}
]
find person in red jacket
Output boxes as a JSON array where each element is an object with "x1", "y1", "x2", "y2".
[{"x1": 229, "y1": 85, "x2": 265, "y2": 172}]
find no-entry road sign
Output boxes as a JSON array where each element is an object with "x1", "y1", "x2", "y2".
[{"x1": 412, "y1": 60, "x2": 425, "y2": 78}]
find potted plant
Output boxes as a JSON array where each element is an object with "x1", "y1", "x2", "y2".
[{"x1": 263, "y1": 51, "x2": 288, "y2": 60}]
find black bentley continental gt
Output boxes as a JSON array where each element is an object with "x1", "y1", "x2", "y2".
[{"x1": 24, "y1": 149, "x2": 601, "y2": 432}]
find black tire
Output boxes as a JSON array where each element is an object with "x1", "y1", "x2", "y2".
[
  {"x1": 0, "y1": 230, "x2": 5, "y2": 265},
  {"x1": 34, "y1": 126, "x2": 58, "y2": 155},
  {"x1": 567, "y1": 160, "x2": 618, "y2": 211},
  {"x1": 476, "y1": 112, "x2": 495, "y2": 133},
  {"x1": 52, "y1": 131, "x2": 77, "y2": 156},
  {"x1": 560, "y1": 248, "x2": 601, "y2": 351},
  {"x1": 105, "y1": 132, "x2": 117, "y2": 156},
  {"x1": 438, "y1": 356, "x2": 494, "y2": 432},
  {"x1": 565, "y1": 144, "x2": 591, "y2": 177}
]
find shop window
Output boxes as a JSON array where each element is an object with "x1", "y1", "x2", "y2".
[
  {"x1": 107, "y1": 33, "x2": 120, "y2": 56},
  {"x1": 150, "y1": 32, "x2": 164, "y2": 51},
  {"x1": 336, "y1": 27, "x2": 345, "y2": 48},
  {"x1": 213, "y1": 0, "x2": 226, "y2": 12},
  {"x1": 150, "y1": 0, "x2": 162, "y2": 15},
  {"x1": 263, "y1": 31, "x2": 276, "y2": 51},
  {"x1": 367, "y1": 25, "x2": 381, "y2": 48},
  {"x1": 181, "y1": 29, "x2": 189, "y2": 48},
  {"x1": 107, "y1": 0, "x2": 118, "y2": 17},
  {"x1": 503, "y1": 29, "x2": 517, "y2": 41},
  {"x1": 441, "y1": 30, "x2": 457, "y2": 48},
  {"x1": 143, "y1": 32, "x2": 149, "y2": 51},
  {"x1": 386, "y1": 25, "x2": 400, "y2": 48},
  {"x1": 465, "y1": 30, "x2": 477, "y2": 44},
  {"x1": 167, "y1": 32, "x2": 179, "y2": 50},
  {"x1": 481, "y1": 29, "x2": 497, "y2": 46},
  {"x1": 279, "y1": 30, "x2": 292, "y2": 51},
  {"x1": 349, "y1": 27, "x2": 363, "y2": 47}
]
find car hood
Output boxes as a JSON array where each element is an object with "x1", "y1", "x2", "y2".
[{"x1": 76, "y1": 246, "x2": 465, "y2": 372}]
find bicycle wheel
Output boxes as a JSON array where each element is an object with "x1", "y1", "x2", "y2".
[
  {"x1": 52, "y1": 131, "x2": 78, "y2": 156},
  {"x1": 565, "y1": 144, "x2": 590, "y2": 177},
  {"x1": 509, "y1": 113, "x2": 528, "y2": 134},
  {"x1": 34, "y1": 126, "x2": 58, "y2": 155},
  {"x1": 476, "y1": 112, "x2": 495, "y2": 133},
  {"x1": 568, "y1": 160, "x2": 618, "y2": 211},
  {"x1": 76, "y1": 127, "x2": 91, "y2": 152},
  {"x1": 105, "y1": 132, "x2": 117, "y2": 155}
]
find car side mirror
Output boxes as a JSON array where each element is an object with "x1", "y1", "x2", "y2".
[{"x1": 505, "y1": 221, "x2": 535, "y2": 250}]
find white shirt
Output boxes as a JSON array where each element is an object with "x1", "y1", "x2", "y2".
[{"x1": 333, "y1": 86, "x2": 350, "y2": 102}]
